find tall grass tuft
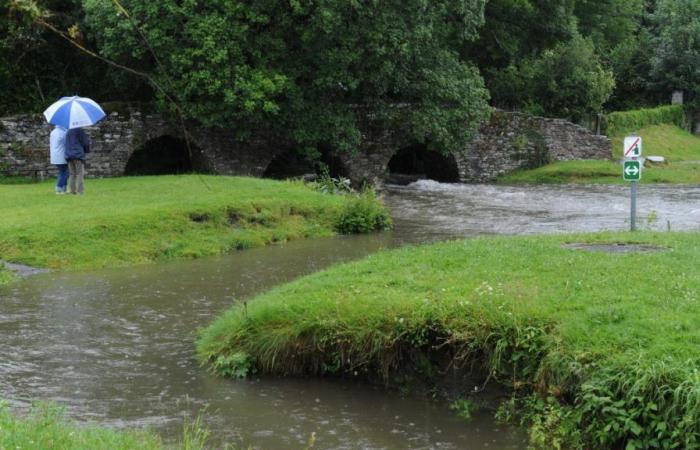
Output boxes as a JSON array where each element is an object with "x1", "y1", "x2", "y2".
[
  {"x1": 0, "y1": 402, "x2": 221, "y2": 450},
  {"x1": 333, "y1": 190, "x2": 393, "y2": 234},
  {"x1": 0, "y1": 402, "x2": 163, "y2": 450}
]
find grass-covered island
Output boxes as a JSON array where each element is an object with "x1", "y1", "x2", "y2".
[
  {"x1": 0, "y1": 175, "x2": 390, "y2": 281},
  {"x1": 198, "y1": 231, "x2": 700, "y2": 449}
]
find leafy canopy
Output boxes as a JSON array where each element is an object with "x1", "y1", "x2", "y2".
[
  {"x1": 81, "y1": 0, "x2": 491, "y2": 154},
  {"x1": 489, "y1": 35, "x2": 615, "y2": 121},
  {"x1": 650, "y1": 0, "x2": 700, "y2": 107}
]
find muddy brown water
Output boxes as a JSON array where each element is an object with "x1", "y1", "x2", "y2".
[{"x1": 3, "y1": 182, "x2": 700, "y2": 449}]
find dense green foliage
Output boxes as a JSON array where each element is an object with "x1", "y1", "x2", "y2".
[
  {"x1": 470, "y1": 0, "x2": 645, "y2": 118},
  {"x1": 489, "y1": 36, "x2": 614, "y2": 121},
  {"x1": 500, "y1": 123, "x2": 700, "y2": 184},
  {"x1": 604, "y1": 105, "x2": 687, "y2": 137},
  {"x1": 0, "y1": 402, "x2": 209, "y2": 449},
  {"x1": 198, "y1": 232, "x2": 700, "y2": 449},
  {"x1": 333, "y1": 190, "x2": 393, "y2": 234},
  {"x1": 0, "y1": 175, "x2": 390, "y2": 270},
  {"x1": 0, "y1": 0, "x2": 147, "y2": 116},
  {"x1": 5, "y1": 0, "x2": 697, "y2": 142},
  {"x1": 650, "y1": 0, "x2": 700, "y2": 107},
  {"x1": 78, "y1": 0, "x2": 490, "y2": 154}
]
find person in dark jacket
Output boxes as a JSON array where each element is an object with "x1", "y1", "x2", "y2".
[{"x1": 64, "y1": 127, "x2": 90, "y2": 194}]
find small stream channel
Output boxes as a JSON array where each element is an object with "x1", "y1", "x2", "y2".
[{"x1": 3, "y1": 182, "x2": 700, "y2": 449}]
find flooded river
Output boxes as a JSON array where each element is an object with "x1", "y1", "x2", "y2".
[
  {"x1": 3, "y1": 182, "x2": 700, "y2": 449},
  {"x1": 384, "y1": 181, "x2": 700, "y2": 243}
]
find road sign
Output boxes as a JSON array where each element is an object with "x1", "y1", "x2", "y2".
[
  {"x1": 623, "y1": 160, "x2": 641, "y2": 181},
  {"x1": 624, "y1": 136, "x2": 642, "y2": 158}
]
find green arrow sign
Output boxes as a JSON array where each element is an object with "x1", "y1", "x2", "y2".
[{"x1": 623, "y1": 160, "x2": 641, "y2": 181}]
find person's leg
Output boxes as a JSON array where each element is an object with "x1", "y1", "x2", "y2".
[
  {"x1": 67, "y1": 159, "x2": 77, "y2": 194},
  {"x1": 55, "y1": 164, "x2": 68, "y2": 193},
  {"x1": 76, "y1": 160, "x2": 85, "y2": 194}
]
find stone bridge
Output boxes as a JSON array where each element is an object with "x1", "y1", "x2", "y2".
[{"x1": 0, "y1": 106, "x2": 611, "y2": 185}]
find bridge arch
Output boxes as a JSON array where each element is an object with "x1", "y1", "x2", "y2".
[
  {"x1": 124, "y1": 135, "x2": 200, "y2": 176},
  {"x1": 385, "y1": 143, "x2": 460, "y2": 184},
  {"x1": 262, "y1": 147, "x2": 350, "y2": 180}
]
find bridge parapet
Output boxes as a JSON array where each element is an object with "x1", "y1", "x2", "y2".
[{"x1": 0, "y1": 107, "x2": 611, "y2": 184}]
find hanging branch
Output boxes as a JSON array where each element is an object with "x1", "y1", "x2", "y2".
[
  {"x1": 10, "y1": 0, "x2": 207, "y2": 188},
  {"x1": 108, "y1": 0, "x2": 200, "y2": 179}
]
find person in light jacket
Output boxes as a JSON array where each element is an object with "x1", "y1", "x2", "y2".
[
  {"x1": 49, "y1": 126, "x2": 68, "y2": 194},
  {"x1": 64, "y1": 127, "x2": 90, "y2": 195}
]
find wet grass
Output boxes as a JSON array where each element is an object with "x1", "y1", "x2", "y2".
[
  {"x1": 0, "y1": 402, "x2": 208, "y2": 450},
  {"x1": 0, "y1": 175, "x2": 390, "y2": 271},
  {"x1": 499, "y1": 124, "x2": 700, "y2": 184},
  {"x1": 198, "y1": 231, "x2": 700, "y2": 449}
]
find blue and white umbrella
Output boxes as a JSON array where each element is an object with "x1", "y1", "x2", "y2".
[{"x1": 43, "y1": 96, "x2": 106, "y2": 130}]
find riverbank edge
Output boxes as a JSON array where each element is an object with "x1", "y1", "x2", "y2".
[
  {"x1": 1, "y1": 260, "x2": 50, "y2": 279},
  {"x1": 197, "y1": 231, "x2": 700, "y2": 449},
  {"x1": 0, "y1": 176, "x2": 391, "y2": 279}
]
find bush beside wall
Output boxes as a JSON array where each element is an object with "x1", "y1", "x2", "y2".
[{"x1": 604, "y1": 105, "x2": 687, "y2": 137}]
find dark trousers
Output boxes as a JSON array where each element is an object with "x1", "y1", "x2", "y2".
[{"x1": 55, "y1": 164, "x2": 68, "y2": 192}]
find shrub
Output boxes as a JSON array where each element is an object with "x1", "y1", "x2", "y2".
[
  {"x1": 212, "y1": 352, "x2": 253, "y2": 379},
  {"x1": 313, "y1": 166, "x2": 353, "y2": 195},
  {"x1": 450, "y1": 398, "x2": 477, "y2": 421},
  {"x1": 604, "y1": 105, "x2": 687, "y2": 137},
  {"x1": 490, "y1": 36, "x2": 614, "y2": 122},
  {"x1": 333, "y1": 190, "x2": 392, "y2": 234}
]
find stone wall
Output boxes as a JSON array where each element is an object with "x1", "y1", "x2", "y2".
[
  {"x1": 455, "y1": 110, "x2": 612, "y2": 183},
  {"x1": 0, "y1": 110, "x2": 178, "y2": 178},
  {"x1": 337, "y1": 110, "x2": 612, "y2": 185},
  {"x1": 0, "y1": 107, "x2": 611, "y2": 184},
  {"x1": 0, "y1": 109, "x2": 283, "y2": 179}
]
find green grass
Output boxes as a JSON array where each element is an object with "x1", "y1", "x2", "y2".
[
  {"x1": 0, "y1": 402, "x2": 209, "y2": 450},
  {"x1": 499, "y1": 124, "x2": 700, "y2": 184},
  {"x1": 198, "y1": 231, "x2": 700, "y2": 449},
  {"x1": 0, "y1": 175, "x2": 390, "y2": 271},
  {"x1": 0, "y1": 265, "x2": 12, "y2": 285},
  {"x1": 0, "y1": 175, "x2": 36, "y2": 185}
]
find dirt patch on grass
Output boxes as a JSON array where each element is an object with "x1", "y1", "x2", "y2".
[{"x1": 562, "y1": 242, "x2": 667, "y2": 254}]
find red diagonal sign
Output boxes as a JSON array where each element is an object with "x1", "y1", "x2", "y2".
[{"x1": 625, "y1": 137, "x2": 641, "y2": 157}]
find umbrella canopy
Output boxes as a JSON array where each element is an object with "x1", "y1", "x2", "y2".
[{"x1": 43, "y1": 96, "x2": 106, "y2": 130}]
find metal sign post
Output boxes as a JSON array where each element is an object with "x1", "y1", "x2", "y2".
[
  {"x1": 631, "y1": 181, "x2": 637, "y2": 231},
  {"x1": 622, "y1": 136, "x2": 642, "y2": 231}
]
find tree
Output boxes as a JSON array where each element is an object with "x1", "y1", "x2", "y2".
[
  {"x1": 650, "y1": 0, "x2": 700, "y2": 106},
  {"x1": 490, "y1": 35, "x2": 615, "y2": 121},
  {"x1": 1, "y1": 0, "x2": 146, "y2": 116},
  {"x1": 466, "y1": 0, "x2": 577, "y2": 72},
  {"x1": 80, "y1": 0, "x2": 491, "y2": 154},
  {"x1": 470, "y1": 0, "x2": 654, "y2": 115},
  {"x1": 574, "y1": 0, "x2": 645, "y2": 53}
]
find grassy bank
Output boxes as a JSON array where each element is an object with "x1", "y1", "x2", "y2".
[
  {"x1": 499, "y1": 124, "x2": 700, "y2": 184},
  {"x1": 198, "y1": 232, "x2": 700, "y2": 449},
  {"x1": 0, "y1": 403, "x2": 207, "y2": 450},
  {"x1": 0, "y1": 175, "x2": 390, "y2": 272}
]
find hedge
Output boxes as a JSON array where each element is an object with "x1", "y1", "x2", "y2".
[{"x1": 604, "y1": 105, "x2": 688, "y2": 137}]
